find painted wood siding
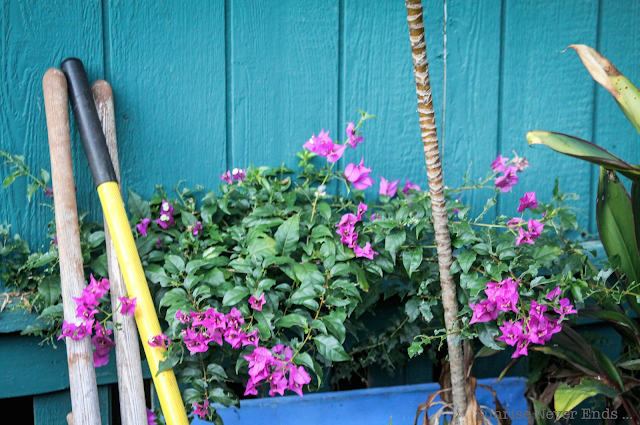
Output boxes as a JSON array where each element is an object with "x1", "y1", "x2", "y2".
[{"x1": 1, "y1": 0, "x2": 640, "y2": 248}]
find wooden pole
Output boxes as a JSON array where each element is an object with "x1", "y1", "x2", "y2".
[
  {"x1": 92, "y1": 79, "x2": 148, "y2": 425},
  {"x1": 43, "y1": 68, "x2": 101, "y2": 425},
  {"x1": 404, "y1": 0, "x2": 467, "y2": 422}
]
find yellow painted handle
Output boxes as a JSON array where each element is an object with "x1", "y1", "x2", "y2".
[{"x1": 97, "y1": 182, "x2": 188, "y2": 425}]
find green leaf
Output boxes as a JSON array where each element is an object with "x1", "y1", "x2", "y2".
[
  {"x1": 385, "y1": 229, "x2": 406, "y2": 262},
  {"x1": 156, "y1": 354, "x2": 180, "y2": 376},
  {"x1": 330, "y1": 263, "x2": 351, "y2": 276},
  {"x1": 314, "y1": 334, "x2": 350, "y2": 362},
  {"x1": 222, "y1": 286, "x2": 250, "y2": 306},
  {"x1": 554, "y1": 379, "x2": 621, "y2": 413},
  {"x1": 247, "y1": 235, "x2": 277, "y2": 257},
  {"x1": 277, "y1": 314, "x2": 308, "y2": 329},
  {"x1": 206, "y1": 363, "x2": 228, "y2": 381},
  {"x1": 145, "y1": 264, "x2": 173, "y2": 286},
  {"x1": 618, "y1": 359, "x2": 640, "y2": 370},
  {"x1": 408, "y1": 341, "x2": 424, "y2": 358},
  {"x1": 593, "y1": 348, "x2": 624, "y2": 391},
  {"x1": 457, "y1": 249, "x2": 476, "y2": 275},
  {"x1": 26, "y1": 181, "x2": 39, "y2": 202},
  {"x1": 274, "y1": 215, "x2": 300, "y2": 256},
  {"x1": 477, "y1": 322, "x2": 501, "y2": 350},
  {"x1": 128, "y1": 190, "x2": 151, "y2": 220},
  {"x1": 570, "y1": 45, "x2": 640, "y2": 135},
  {"x1": 322, "y1": 311, "x2": 346, "y2": 343},
  {"x1": 87, "y1": 231, "x2": 105, "y2": 248},
  {"x1": 165, "y1": 255, "x2": 185, "y2": 274},
  {"x1": 531, "y1": 400, "x2": 555, "y2": 425},
  {"x1": 351, "y1": 263, "x2": 369, "y2": 291},
  {"x1": 159, "y1": 288, "x2": 189, "y2": 308},
  {"x1": 632, "y1": 181, "x2": 640, "y2": 263},
  {"x1": 38, "y1": 275, "x2": 61, "y2": 306},
  {"x1": 527, "y1": 131, "x2": 640, "y2": 180},
  {"x1": 532, "y1": 245, "x2": 562, "y2": 265},
  {"x1": 316, "y1": 202, "x2": 331, "y2": 221},
  {"x1": 402, "y1": 246, "x2": 423, "y2": 278},
  {"x1": 596, "y1": 168, "x2": 640, "y2": 314}
]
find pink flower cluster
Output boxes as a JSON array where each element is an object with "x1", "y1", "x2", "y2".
[
  {"x1": 174, "y1": 307, "x2": 259, "y2": 355},
  {"x1": 505, "y1": 192, "x2": 545, "y2": 246},
  {"x1": 304, "y1": 129, "x2": 347, "y2": 163},
  {"x1": 156, "y1": 199, "x2": 176, "y2": 230},
  {"x1": 469, "y1": 277, "x2": 520, "y2": 324},
  {"x1": 221, "y1": 168, "x2": 246, "y2": 184},
  {"x1": 379, "y1": 178, "x2": 421, "y2": 198},
  {"x1": 335, "y1": 203, "x2": 378, "y2": 259},
  {"x1": 244, "y1": 345, "x2": 312, "y2": 397},
  {"x1": 491, "y1": 154, "x2": 529, "y2": 193},
  {"x1": 497, "y1": 293, "x2": 576, "y2": 358},
  {"x1": 58, "y1": 275, "x2": 136, "y2": 367}
]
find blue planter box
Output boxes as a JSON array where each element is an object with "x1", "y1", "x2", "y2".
[{"x1": 192, "y1": 377, "x2": 528, "y2": 425}]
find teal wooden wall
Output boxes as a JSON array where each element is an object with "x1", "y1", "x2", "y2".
[{"x1": 1, "y1": 0, "x2": 640, "y2": 247}]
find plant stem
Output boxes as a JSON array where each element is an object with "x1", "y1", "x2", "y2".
[
  {"x1": 405, "y1": 0, "x2": 467, "y2": 420},
  {"x1": 309, "y1": 163, "x2": 335, "y2": 224}
]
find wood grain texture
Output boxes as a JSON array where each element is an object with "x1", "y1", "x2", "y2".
[
  {"x1": 498, "y1": 1, "x2": 598, "y2": 225},
  {"x1": 341, "y1": 0, "x2": 442, "y2": 196},
  {"x1": 0, "y1": 333, "x2": 152, "y2": 399},
  {"x1": 44, "y1": 67, "x2": 101, "y2": 425},
  {"x1": 93, "y1": 79, "x2": 148, "y2": 425},
  {"x1": 591, "y1": 0, "x2": 640, "y2": 233},
  {"x1": 444, "y1": 0, "x2": 502, "y2": 220},
  {"x1": 0, "y1": 0, "x2": 103, "y2": 248},
  {"x1": 105, "y1": 0, "x2": 226, "y2": 200},
  {"x1": 33, "y1": 385, "x2": 111, "y2": 425},
  {"x1": 230, "y1": 0, "x2": 339, "y2": 171}
]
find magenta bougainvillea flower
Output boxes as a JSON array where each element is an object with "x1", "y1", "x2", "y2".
[
  {"x1": 148, "y1": 334, "x2": 171, "y2": 348},
  {"x1": 175, "y1": 310, "x2": 191, "y2": 324},
  {"x1": 244, "y1": 345, "x2": 311, "y2": 398},
  {"x1": 192, "y1": 221, "x2": 202, "y2": 236},
  {"x1": 555, "y1": 298, "x2": 577, "y2": 317},
  {"x1": 515, "y1": 219, "x2": 544, "y2": 246},
  {"x1": 402, "y1": 179, "x2": 421, "y2": 194},
  {"x1": 249, "y1": 293, "x2": 266, "y2": 311},
  {"x1": 326, "y1": 144, "x2": 347, "y2": 163},
  {"x1": 490, "y1": 154, "x2": 509, "y2": 173},
  {"x1": 118, "y1": 296, "x2": 137, "y2": 316},
  {"x1": 379, "y1": 177, "x2": 399, "y2": 197},
  {"x1": 356, "y1": 202, "x2": 368, "y2": 221},
  {"x1": 506, "y1": 217, "x2": 524, "y2": 229},
  {"x1": 346, "y1": 122, "x2": 364, "y2": 148},
  {"x1": 193, "y1": 399, "x2": 210, "y2": 419},
  {"x1": 58, "y1": 320, "x2": 94, "y2": 341},
  {"x1": 155, "y1": 199, "x2": 175, "y2": 229},
  {"x1": 344, "y1": 158, "x2": 374, "y2": 190},
  {"x1": 303, "y1": 129, "x2": 347, "y2": 162},
  {"x1": 517, "y1": 192, "x2": 538, "y2": 212},
  {"x1": 220, "y1": 170, "x2": 232, "y2": 184},
  {"x1": 44, "y1": 185, "x2": 54, "y2": 198},
  {"x1": 469, "y1": 299, "x2": 499, "y2": 324},
  {"x1": 92, "y1": 322, "x2": 116, "y2": 367},
  {"x1": 146, "y1": 408, "x2": 156, "y2": 425},
  {"x1": 232, "y1": 168, "x2": 246, "y2": 181},
  {"x1": 495, "y1": 166, "x2": 519, "y2": 193},
  {"x1": 545, "y1": 286, "x2": 561, "y2": 300},
  {"x1": 354, "y1": 242, "x2": 377, "y2": 260},
  {"x1": 137, "y1": 218, "x2": 151, "y2": 236},
  {"x1": 496, "y1": 320, "x2": 524, "y2": 346},
  {"x1": 288, "y1": 366, "x2": 312, "y2": 397}
]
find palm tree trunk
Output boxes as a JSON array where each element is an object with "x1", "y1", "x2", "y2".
[{"x1": 404, "y1": 0, "x2": 467, "y2": 421}]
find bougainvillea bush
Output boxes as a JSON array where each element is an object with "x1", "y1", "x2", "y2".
[{"x1": 0, "y1": 113, "x2": 605, "y2": 424}]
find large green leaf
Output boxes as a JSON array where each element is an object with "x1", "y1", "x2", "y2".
[
  {"x1": 632, "y1": 181, "x2": 640, "y2": 262},
  {"x1": 596, "y1": 168, "x2": 640, "y2": 315},
  {"x1": 274, "y1": 215, "x2": 300, "y2": 256},
  {"x1": 527, "y1": 131, "x2": 640, "y2": 180},
  {"x1": 570, "y1": 45, "x2": 640, "y2": 135},
  {"x1": 314, "y1": 335, "x2": 350, "y2": 362},
  {"x1": 554, "y1": 379, "x2": 621, "y2": 413}
]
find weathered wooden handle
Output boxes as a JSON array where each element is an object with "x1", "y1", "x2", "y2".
[
  {"x1": 92, "y1": 79, "x2": 148, "y2": 425},
  {"x1": 43, "y1": 68, "x2": 101, "y2": 425}
]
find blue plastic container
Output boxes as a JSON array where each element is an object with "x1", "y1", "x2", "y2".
[{"x1": 192, "y1": 377, "x2": 528, "y2": 425}]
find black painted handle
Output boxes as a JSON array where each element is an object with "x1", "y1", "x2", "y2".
[{"x1": 60, "y1": 58, "x2": 116, "y2": 187}]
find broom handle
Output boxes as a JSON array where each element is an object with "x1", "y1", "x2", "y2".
[
  {"x1": 43, "y1": 68, "x2": 101, "y2": 425},
  {"x1": 92, "y1": 79, "x2": 148, "y2": 425},
  {"x1": 60, "y1": 58, "x2": 188, "y2": 425}
]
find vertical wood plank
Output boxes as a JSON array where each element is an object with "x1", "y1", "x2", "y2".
[
  {"x1": 591, "y1": 0, "x2": 640, "y2": 233},
  {"x1": 444, "y1": 0, "x2": 502, "y2": 219},
  {"x1": 33, "y1": 385, "x2": 111, "y2": 425},
  {"x1": 0, "y1": 0, "x2": 103, "y2": 247},
  {"x1": 341, "y1": 0, "x2": 443, "y2": 196},
  {"x1": 498, "y1": 1, "x2": 599, "y2": 225},
  {"x1": 229, "y1": 0, "x2": 339, "y2": 171},
  {"x1": 105, "y1": 1, "x2": 226, "y2": 200}
]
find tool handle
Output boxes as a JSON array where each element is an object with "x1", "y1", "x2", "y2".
[{"x1": 60, "y1": 58, "x2": 117, "y2": 187}]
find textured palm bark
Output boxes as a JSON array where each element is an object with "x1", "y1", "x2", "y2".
[{"x1": 405, "y1": 0, "x2": 467, "y2": 421}]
